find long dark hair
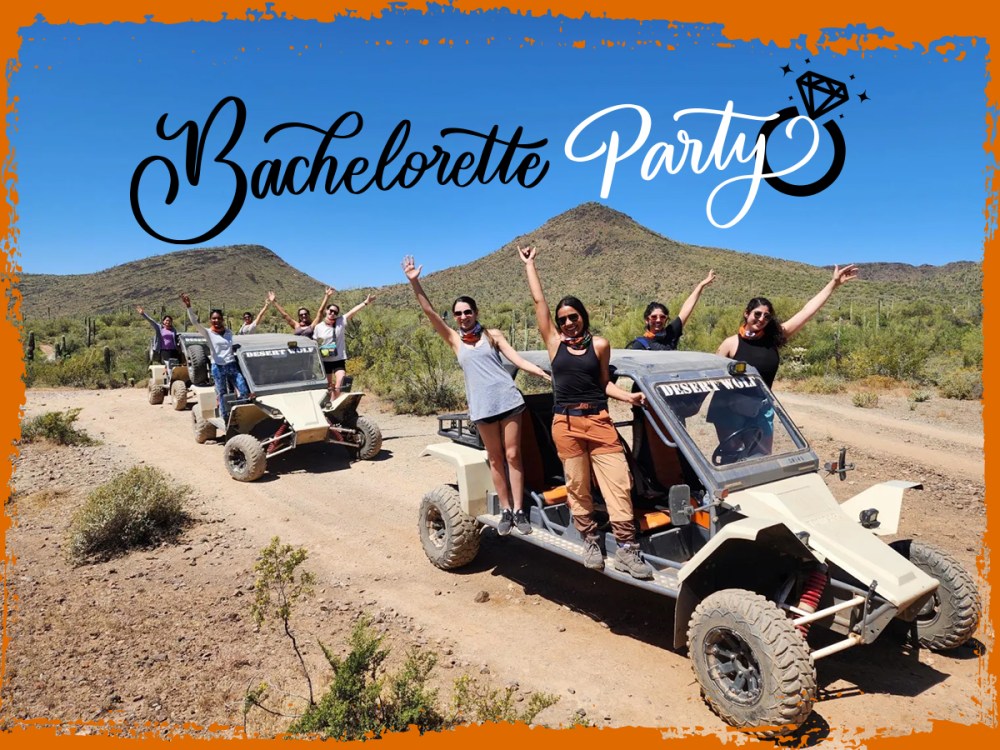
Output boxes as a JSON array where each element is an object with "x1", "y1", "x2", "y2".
[
  {"x1": 452, "y1": 295, "x2": 496, "y2": 348},
  {"x1": 744, "y1": 297, "x2": 786, "y2": 348},
  {"x1": 643, "y1": 301, "x2": 669, "y2": 330},
  {"x1": 555, "y1": 296, "x2": 590, "y2": 333}
]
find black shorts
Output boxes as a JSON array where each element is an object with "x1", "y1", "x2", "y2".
[
  {"x1": 323, "y1": 359, "x2": 347, "y2": 375},
  {"x1": 475, "y1": 403, "x2": 526, "y2": 425}
]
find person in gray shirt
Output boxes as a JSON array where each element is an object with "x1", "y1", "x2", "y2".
[{"x1": 403, "y1": 255, "x2": 550, "y2": 537}]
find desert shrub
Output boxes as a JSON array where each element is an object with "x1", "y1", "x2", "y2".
[
  {"x1": 909, "y1": 390, "x2": 931, "y2": 403},
  {"x1": 68, "y1": 466, "x2": 189, "y2": 564},
  {"x1": 851, "y1": 391, "x2": 879, "y2": 408},
  {"x1": 19, "y1": 408, "x2": 98, "y2": 446},
  {"x1": 938, "y1": 369, "x2": 982, "y2": 400},
  {"x1": 451, "y1": 674, "x2": 558, "y2": 725},
  {"x1": 786, "y1": 375, "x2": 846, "y2": 395},
  {"x1": 287, "y1": 618, "x2": 445, "y2": 739}
]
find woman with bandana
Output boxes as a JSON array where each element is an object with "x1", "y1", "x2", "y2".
[
  {"x1": 711, "y1": 264, "x2": 858, "y2": 456},
  {"x1": 403, "y1": 255, "x2": 549, "y2": 537},
  {"x1": 180, "y1": 293, "x2": 249, "y2": 424},
  {"x1": 518, "y1": 245, "x2": 653, "y2": 580},
  {"x1": 627, "y1": 270, "x2": 716, "y2": 351}
]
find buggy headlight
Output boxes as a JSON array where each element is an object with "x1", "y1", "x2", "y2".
[{"x1": 728, "y1": 361, "x2": 747, "y2": 376}]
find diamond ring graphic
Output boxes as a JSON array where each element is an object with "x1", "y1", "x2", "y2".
[{"x1": 758, "y1": 71, "x2": 848, "y2": 197}]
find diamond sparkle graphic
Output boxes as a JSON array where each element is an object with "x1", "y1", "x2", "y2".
[{"x1": 795, "y1": 71, "x2": 849, "y2": 119}]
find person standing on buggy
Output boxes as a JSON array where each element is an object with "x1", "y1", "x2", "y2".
[
  {"x1": 136, "y1": 306, "x2": 180, "y2": 364},
  {"x1": 269, "y1": 290, "x2": 322, "y2": 336},
  {"x1": 627, "y1": 270, "x2": 716, "y2": 351},
  {"x1": 403, "y1": 255, "x2": 550, "y2": 537},
  {"x1": 518, "y1": 245, "x2": 653, "y2": 580},
  {"x1": 180, "y1": 294, "x2": 249, "y2": 424},
  {"x1": 711, "y1": 264, "x2": 858, "y2": 458}
]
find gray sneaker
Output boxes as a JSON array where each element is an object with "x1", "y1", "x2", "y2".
[
  {"x1": 513, "y1": 509, "x2": 532, "y2": 535},
  {"x1": 614, "y1": 543, "x2": 654, "y2": 580},
  {"x1": 583, "y1": 535, "x2": 604, "y2": 571},
  {"x1": 497, "y1": 508, "x2": 513, "y2": 536}
]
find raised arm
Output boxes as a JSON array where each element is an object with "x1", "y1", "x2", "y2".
[
  {"x1": 344, "y1": 293, "x2": 375, "y2": 322},
  {"x1": 252, "y1": 297, "x2": 270, "y2": 327},
  {"x1": 180, "y1": 294, "x2": 211, "y2": 340},
  {"x1": 676, "y1": 269, "x2": 716, "y2": 326},
  {"x1": 136, "y1": 305, "x2": 164, "y2": 348},
  {"x1": 311, "y1": 287, "x2": 336, "y2": 328},
  {"x1": 781, "y1": 264, "x2": 858, "y2": 340},
  {"x1": 518, "y1": 246, "x2": 558, "y2": 352},
  {"x1": 268, "y1": 292, "x2": 297, "y2": 328},
  {"x1": 492, "y1": 331, "x2": 551, "y2": 381},
  {"x1": 403, "y1": 256, "x2": 459, "y2": 350}
]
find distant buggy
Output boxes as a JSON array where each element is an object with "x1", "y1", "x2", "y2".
[
  {"x1": 420, "y1": 349, "x2": 980, "y2": 735},
  {"x1": 189, "y1": 333, "x2": 382, "y2": 481},
  {"x1": 146, "y1": 332, "x2": 214, "y2": 410}
]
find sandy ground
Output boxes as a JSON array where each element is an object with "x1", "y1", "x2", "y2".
[{"x1": 2, "y1": 383, "x2": 990, "y2": 745}]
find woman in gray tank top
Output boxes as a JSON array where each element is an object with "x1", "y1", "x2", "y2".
[{"x1": 403, "y1": 255, "x2": 550, "y2": 537}]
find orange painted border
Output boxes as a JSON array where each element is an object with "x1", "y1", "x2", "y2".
[{"x1": 1, "y1": 2, "x2": 995, "y2": 749}]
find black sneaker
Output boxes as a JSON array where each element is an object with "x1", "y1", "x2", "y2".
[
  {"x1": 513, "y1": 509, "x2": 532, "y2": 535},
  {"x1": 497, "y1": 508, "x2": 514, "y2": 536}
]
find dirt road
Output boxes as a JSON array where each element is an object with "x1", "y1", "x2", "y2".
[{"x1": 4, "y1": 386, "x2": 990, "y2": 742}]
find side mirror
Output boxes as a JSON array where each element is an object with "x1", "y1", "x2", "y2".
[{"x1": 668, "y1": 484, "x2": 692, "y2": 526}]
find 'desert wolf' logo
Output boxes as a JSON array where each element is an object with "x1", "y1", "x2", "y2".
[{"x1": 758, "y1": 69, "x2": 852, "y2": 197}]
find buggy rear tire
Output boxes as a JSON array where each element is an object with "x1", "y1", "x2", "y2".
[
  {"x1": 224, "y1": 434, "x2": 266, "y2": 481},
  {"x1": 187, "y1": 343, "x2": 211, "y2": 387},
  {"x1": 355, "y1": 415, "x2": 383, "y2": 461},
  {"x1": 688, "y1": 588, "x2": 816, "y2": 737},
  {"x1": 890, "y1": 539, "x2": 980, "y2": 650},
  {"x1": 171, "y1": 380, "x2": 188, "y2": 410},
  {"x1": 193, "y1": 412, "x2": 217, "y2": 444},
  {"x1": 419, "y1": 485, "x2": 480, "y2": 570},
  {"x1": 148, "y1": 384, "x2": 166, "y2": 405}
]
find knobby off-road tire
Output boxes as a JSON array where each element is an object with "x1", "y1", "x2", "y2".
[
  {"x1": 355, "y1": 415, "x2": 383, "y2": 461},
  {"x1": 224, "y1": 434, "x2": 267, "y2": 482},
  {"x1": 148, "y1": 384, "x2": 166, "y2": 405},
  {"x1": 192, "y1": 411, "x2": 217, "y2": 444},
  {"x1": 187, "y1": 343, "x2": 211, "y2": 387},
  {"x1": 419, "y1": 485, "x2": 480, "y2": 570},
  {"x1": 171, "y1": 380, "x2": 188, "y2": 410},
  {"x1": 890, "y1": 539, "x2": 980, "y2": 650},
  {"x1": 688, "y1": 588, "x2": 816, "y2": 737}
]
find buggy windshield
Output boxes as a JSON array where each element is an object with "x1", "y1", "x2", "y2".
[
  {"x1": 240, "y1": 345, "x2": 325, "y2": 388},
  {"x1": 656, "y1": 375, "x2": 807, "y2": 467}
]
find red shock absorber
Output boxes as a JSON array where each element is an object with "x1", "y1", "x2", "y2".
[
  {"x1": 796, "y1": 568, "x2": 829, "y2": 637},
  {"x1": 267, "y1": 423, "x2": 289, "y2": 455}
]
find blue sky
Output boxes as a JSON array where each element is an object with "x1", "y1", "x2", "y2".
[{"x1": 10, "y1": 5, "x2": 990, "y2": 288}]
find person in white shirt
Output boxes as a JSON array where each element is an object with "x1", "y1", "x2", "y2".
[
  {"x1": 310, "y1": 286, "x2": 376, "y2": 398},
  {"x1": 238, "y1": 297, "x2": 270, "y2": 334},
  {"x1": 180, "y1": 293, "x2": 249, "y2": 423}
]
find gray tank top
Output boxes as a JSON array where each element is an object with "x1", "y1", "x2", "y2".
[{"x1": 457, "y1": 337, "x2": 524, "y2": 421}]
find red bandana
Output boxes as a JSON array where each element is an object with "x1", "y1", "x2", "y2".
[{"x1": 461, "y1": 323, "x2": 484, "y2": 345}]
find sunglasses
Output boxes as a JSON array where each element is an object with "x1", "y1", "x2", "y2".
[
  {"x1": 298, "y1": 311, "x2": 310, "y2": 317},
  {"x1": 453, "y1": 309, "x2": 475, "y2": 318},
  {"x1": 327, "y1": 308, "x2": 340, "y2": 315},
  {"x1": 751, "y1": 310, "x2": 772, "y2": 321},
  {"x1": 647, "y1": 314, "x2": 667, "y2": 321},
  {"x1": 556, "y1": 312, "x2": 581, "y2": 326}
]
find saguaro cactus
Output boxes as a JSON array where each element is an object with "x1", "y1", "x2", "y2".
[
  {"x1": 103, "y1": 346, "x2": 112, "y2": 373},
  {"x1": 27, "y1": 331, "x2": 35, "y2": 361}
]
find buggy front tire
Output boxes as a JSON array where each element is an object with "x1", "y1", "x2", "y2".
[
  {"x1": 171, "y1": 380, "x2": 188, "y2": 410},
  {"x1": 224, "y1": 434, "x2": 267, "y2": 482},
  {"x1": 890, "y1": 539, "x2": 980, "y2": 650},
  {"x1": 148, "y1": 384, "x2": 166, "y2": 405},
  {"x1": 355, "y1": 415, "x2": 383, "y2": 461},
  {"x1": 688, "y1": 588, "x2": 816, "y2": 737},
  {"x1": 193, "y1": 412, "x2": 217, "y2": 444},
  {"x1": 419, "y1": 485, "x2": 480, "y2": 570}
]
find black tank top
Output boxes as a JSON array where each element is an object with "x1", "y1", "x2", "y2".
[
  {"x1": 552, "y1": 342, "x2": 607, "y2": 408},
  {"x1": 735, "y1": 335, "x2": 780, "y2": 388}
]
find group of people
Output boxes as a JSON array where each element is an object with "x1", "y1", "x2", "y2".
[
  {"x1": 137, "y1": 289, "x2": 376, "y2": 422},
  {"x1": 404, "y1": 247, "x2": 857, "y2": 580}
]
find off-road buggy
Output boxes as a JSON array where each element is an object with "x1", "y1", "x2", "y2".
[
  {"x1": 189, "y1": 333, "x2": 382, "y2": 482},
  {"x1": 146, "y1": 332, "x2": 214, "y2": 411},
  {"x1": 419, "y1": 350, "x2": 981, "y2": 735}
]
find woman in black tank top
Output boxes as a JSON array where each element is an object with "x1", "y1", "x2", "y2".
[
  {"x1": 714, "y1": 264, "x2": 858, "y2": 451},
  {"x1": 519, "y1": 246, "x2": 653, "y2": 580}
]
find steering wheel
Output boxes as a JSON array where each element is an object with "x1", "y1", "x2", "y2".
[{"x1": 712, "y1": 426, "x2": 764, "y2": 466}]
